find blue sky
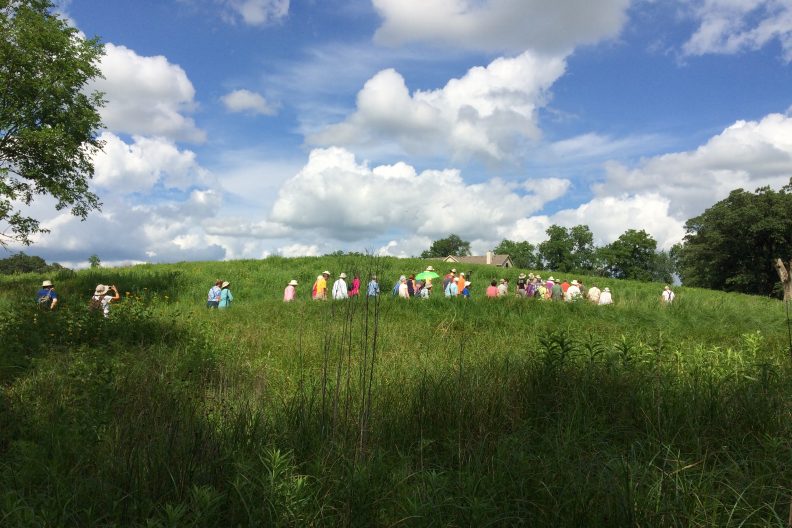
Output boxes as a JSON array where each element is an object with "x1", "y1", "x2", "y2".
[{"x1": 11, "y1": 0, "x2": 792, "y2": 266}]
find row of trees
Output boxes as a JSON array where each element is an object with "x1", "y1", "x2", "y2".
[
  {"x1": 422, "y1": 181, "x2": 792, "y2": 297},
  {"x1": 423, "y1": 227, "x2": 675, "y2": 284}
]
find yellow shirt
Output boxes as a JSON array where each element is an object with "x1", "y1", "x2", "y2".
[{"x1": 315, "y1": 276, "x2": 327, "y2": 298}]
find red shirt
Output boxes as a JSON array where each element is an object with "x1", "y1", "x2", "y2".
[{"x1": 486, "y1": 286, "x2": 498, "y2": 297}]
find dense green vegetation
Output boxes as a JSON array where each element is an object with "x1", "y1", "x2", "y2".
[{"x1": 2, "y1": 256, "x2": 791, "y2": 526}]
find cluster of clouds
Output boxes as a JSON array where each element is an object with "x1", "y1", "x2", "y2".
[
  {"x1": 683, "y1": 0, "x2": 792, "y2": 61},
  {"x1": 16, "y1": 0, "x2": 792, "y2": 267}
]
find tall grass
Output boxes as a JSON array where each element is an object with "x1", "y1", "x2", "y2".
[{"x1": 1, "y1": 256, "x2": 790, "y2": 526}]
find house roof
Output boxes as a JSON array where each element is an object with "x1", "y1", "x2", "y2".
[{"x1": 443, "y1": 254, "x2": 512, "y2": 266}]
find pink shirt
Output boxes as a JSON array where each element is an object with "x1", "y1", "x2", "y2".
[
  {"x1": 283, "y1": 285, "x2": 296, "y2": 302},
  {"x1": 486, "y1": 286, "x2": 498, "y2": 297},
  {"x1": 351, "y1": 277, "x2": 361, "y2": 296}
]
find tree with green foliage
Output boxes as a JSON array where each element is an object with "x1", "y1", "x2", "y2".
[
  {"x1": 0, "y1": 251, "x2": 64, "y2": 274},
  {"x1": 88, "y1": 254, "x2": 101, "y2": 268},
  {"x1": 676, "y1": 181, "x2": 792, "y2": 296},
  {"x1": 0, "y1": 0, "x2": 105, "y2": 246},
  {"x1": 492, "y1": 239, "x2": 538, "y2": 269},
  {"x1": 600, "y1": 229, "x2": 659, "y2": 282},
  {"x1": 538, "y1": 224, "x2": 597, "y2": 272},
  {"x1": 420, "y1": 234, "x2": 471, "y2": 258}
]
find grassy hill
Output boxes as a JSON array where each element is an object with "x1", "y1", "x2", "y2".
[{"x1": 1, "y1": 256, "x2": 791, "y2": 526}]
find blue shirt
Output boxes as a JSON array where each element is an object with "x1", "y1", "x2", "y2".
[
  {"x1": 36, "y1": 288, "x2": 58, "y2": 307},
  {"x1": 367, "y1": 280, "x2": 380, "y2": 296},
  {"x1": 207, "y1": 285, "x2": 221, "y2": 302}
]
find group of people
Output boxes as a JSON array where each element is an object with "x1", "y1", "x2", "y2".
[
  {"x1": 35, "y1": 279, "x2": 121, "y2": 318},
  {"x1": 284, "y1": 267, "x2": 678, "y2": 305},
  {"x1": 206, "y1": 280, "x2": 234, "y2": 308}
]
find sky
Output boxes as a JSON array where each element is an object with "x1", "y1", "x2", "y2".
[{"x1": 8, "y1": 0, "x2": 792, "y2": 267}]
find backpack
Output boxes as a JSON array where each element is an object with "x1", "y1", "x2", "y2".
[
  {"x1": 89, "y1": 296, "x2": 103, "y2": 311},
  {"x1": 392, "y1": 282, "x2": 400, "y2": 296},
  {"x1": 37, "y1": 290, "x2": 53, "y2": 310}
]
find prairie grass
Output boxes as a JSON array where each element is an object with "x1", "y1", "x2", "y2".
[{"x1": 1, "y1": 256, "x2": 790, "y2": 526}]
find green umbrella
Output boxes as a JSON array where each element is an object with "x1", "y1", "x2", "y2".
[{"x1": 415, "y1": 271, "x2": 440, "y2": 280}]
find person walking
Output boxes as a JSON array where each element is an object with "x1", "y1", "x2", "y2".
[
  {"x1": 91, "y1": 284, "x2": 120, "y2": 318},
  {"x1": 332, "y1": 273, "x2": 349, "y2": 300},
  {"x1": 219, "y1": 281, "x2": 233, "y2": 308},
  {"x1": 283, "y1": 280, "x2": 298, "y2": 302},
  {"x1": 588, "y1": 285, "x2": 601, "y2": 304},
  {"x1": 313, "y1": 271, "x2": 330, "y2": 300},
  {"x1": 367, "y1": 275, "x2": 380, "y2": 297},
  {"x1": 445, "y1": 277, "x2": 459, "y2": 297},
  {"x1": 397, "y1": 276, "x2": 409, "y2": 299},
  {"x1": 350, "y1": 274, "x2": 361, "y2": 297},
  {"x1": 207, "y1": 280, "x2": 222, "y2": 308},
  {"x1": 599, "y1": 287, "x2": 613, "y2": 305},
  {"x1": 661, "y1": 285, "x2": 675, "y2": 304},
  {"x1": 36, "y1": 280, "x2": 59, "y2": 311}
]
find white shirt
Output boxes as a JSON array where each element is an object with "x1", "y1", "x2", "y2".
[
  {"x1": 497, "y1": 283, "x2": 508, "y2": 297},
  {"x1": 565, "y1": 285, "x2": 581, "y2": 301},
  {"x1": 332, "y1": 279, "x2": 348, "y2": 299},
  {"x1": 588, "y1": 287, "x2": 601, "y2": 303},
  {"x1": 662, "y1": 289, "x2": 675, "y2": 303},
  {"x1": 599, "y1": 291, "x2": 613, "y2": 305}
]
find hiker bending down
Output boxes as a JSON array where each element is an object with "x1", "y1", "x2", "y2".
[
  {"x1": 36, "y1": 280, "x2": 59, "y2": 311},
  {"x1": 92, "y1": 284, "x2": 120, "y2": 318}
]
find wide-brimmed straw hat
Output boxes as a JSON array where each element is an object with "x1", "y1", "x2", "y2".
[
  {"x1": 288, "y1": 280, "x2": 298, "y2": 286},
  {"x1": 221, "y1": 281, "x2": 230, "y2": 288},
  {"x1": 94, "y1": 284, "x2": 109, "y2": 296},
  {"x1": 322, "y1": 270, "x2": 331, "y2": 276},
  {"x1": 426, "y1": 266, "x2": 435, "y2": 271},
  {"x1": 604, "y1": 287, "x2": 610, "y2": 292},
  {"x1": 518, "y1": 273, "x2": 526, "y2": 279},
  {"x1": 571, "y1": 280, "x2": 579, "y2": 286},
  {"x1": 340, "y1": 273, "x2": 347, "y2": 279},
  {"x1": 42, "y1": 280, "x2": 53, "y2": 287},
  {"x1": 548, "y1": 276, "x2": 555, "y2": 282},
  {"x1": 450, "y1": 268, "x2": 457, "y2": 273}
]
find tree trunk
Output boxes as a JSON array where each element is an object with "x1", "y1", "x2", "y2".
[{"x1": 774, "y1": 258, "x2": 792, "y2": 302}]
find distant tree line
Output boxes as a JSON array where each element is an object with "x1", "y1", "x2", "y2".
[
  {"x1": 0, "y1": 252, "x2": 67, "y2": 274},
  {"x1": 422, "y1": 180, "x2": 792, "y2": 297}
]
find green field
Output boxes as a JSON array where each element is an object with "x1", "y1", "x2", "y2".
[{"x1": 1, "y1": 256, "x2": 791, "y2": 526}]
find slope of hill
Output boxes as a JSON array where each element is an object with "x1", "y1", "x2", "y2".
[{"x1": 1, "y1": 256, "x2": 790, "y2": 526}]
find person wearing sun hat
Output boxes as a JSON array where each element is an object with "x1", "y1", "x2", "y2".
[
  {"x1": 313, "y1": 271, "x2": 330, "y2": 300},
  {"x1": 565, "y1": 279, "x2": 581, "y2": 302},
  {"x1": 332, "y1": 272, "x2": 349, "y2": 300},
  {"x1": 283, "y1": 279, "x2": 298, "y2": 302},
  {"x1": 218, "y1": 281, "x2": 233, "y2": 308},
  {"x1": 91, "y1": 283, "x2": 120, "y2": 317},
  {"x1": 36, "y1": 279, "x2": 59, "y2": 311}
]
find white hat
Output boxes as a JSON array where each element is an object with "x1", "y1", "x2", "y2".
[
  {"x1": 518, "y1": 273, "x2": 526, "y2": 279},
  {"x1": 322, "y1": 270, "x2": 331, "y2": 275},
  {"x1": 340, "y1": 272, "x2": 347, "y2": 279},
  {"x1": 571, "y1": 280, "x2": 579, "y2": 285},
  {"x1": 426, "y1": 266, "x2": 435, "y2": 271},
  {"x1": 548, "y1": 276, "x2": 555, "y2": 282},
  {"x1": 221, "y1": 281, "x2": 230, "y2": 288},
  {"x1": 42, "y1": 280, "x2": 53, "y2": 287},
  {"x1": 451, "y1": 268, "x2": 457, "y2": 273},
  {"x1": 604, "y1": 287, "x2": 610, "y2": 292},
  {"x1": 94, "y1": 284, "x2": 109, "y2": 296},
  {"x1": 288, "y1": 280, "x2": 298, "y2": 286}
]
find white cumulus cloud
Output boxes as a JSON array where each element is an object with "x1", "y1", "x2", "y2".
[
  {"x1": 92, "y1": 132, "x2": 213, "y2": 194},
  {"x1": 308, "y1": 51, "x2": 566, "y2": 162},
  {"x1": 683, "y1": 0, "x2": 792, "y2": 60},
  {"x1": 221, "y1": 89, "x2": 276, "y2": 115},
  {"x1": 372, "y1": 0, "x2": 631, "y2": 54},
  {"x1": 89, "y1": 43, "x2": 205, "y2": 142},
  {"x1": 224, "y1": 0, "x2": 289, "y2": 26},
  {"x1": 269, "y1": 147, "x2": 570, "y2": 241}
]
